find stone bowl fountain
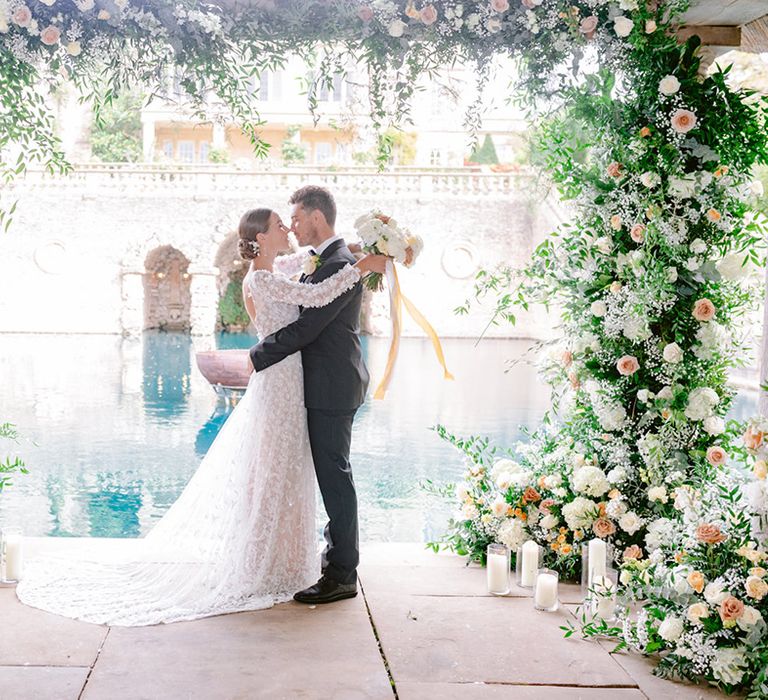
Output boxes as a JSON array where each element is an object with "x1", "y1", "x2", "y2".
[{"x1": 195, "y1": 349, "x2": 252, "y2": 392}]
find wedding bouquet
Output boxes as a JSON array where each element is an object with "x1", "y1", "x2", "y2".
[{"x1": 353, "y1": 210, "x2": 424, "y2": 291}]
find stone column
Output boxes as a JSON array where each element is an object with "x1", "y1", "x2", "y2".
[
  {"x1": 121, "y1": 270, "x2": 145, "y2": 337},
  {"x1": 212, "y1": 123, "x2": 227, "y2": 149},
  {"x1": 142, "y1": 116, "x2": 156, "y2": 162},
  {"x1": 759, "y1": 262, "x2": 768, "y2": 417},
  {"x1": 189, "y1": 266, "x2": 219, "y2": 336}
]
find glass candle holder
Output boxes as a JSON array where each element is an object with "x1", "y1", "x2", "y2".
[
  {"x1": 590, "y1": 568, "x2": 619, "y2": 621},
  {"x1": 581, "y1": 539, "x2": 614, "y2": 600},
  {"x1": 534, "y1": 568, "x2": 559, "y2": 612},
  {"x1": 486, "y1": 543, "x2": 510, "y2": 595},
  {"x1": 516, "y1": 540, "x2": 542, "y2": 589},
  {"x1": 1, "y1": 527, "x2": 24, "y2": 584}
]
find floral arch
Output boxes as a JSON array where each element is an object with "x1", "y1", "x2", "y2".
[{"x1": 4, "y1": 0, "x2": 768, "y2": 693}]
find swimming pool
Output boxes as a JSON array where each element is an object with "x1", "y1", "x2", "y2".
[{"x1": 0, "y1": 332, "x2": 758, "y2": 542}]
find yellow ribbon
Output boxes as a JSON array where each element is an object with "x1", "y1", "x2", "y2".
[{"x1": 373, "y1": 262, "x2": 454, "y2": 400}]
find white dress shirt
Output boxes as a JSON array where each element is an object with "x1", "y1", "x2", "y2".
[{"x1": 314, "y1": 235, "x2": 343, "y2": 256}]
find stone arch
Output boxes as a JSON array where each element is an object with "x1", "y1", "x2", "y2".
[
  {"x1": 143, "y1": 245, "x2": 192, "y2": 331},
  {"x1": 213, "y1": 229, "x2": 251, "y2": 332}
]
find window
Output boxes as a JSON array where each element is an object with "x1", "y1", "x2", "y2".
[
  {"x1": 315, "y1": 142, "x2": 333, "y2": 165},
  {"x1": 162, "y1": 140, "x2": 174, "y2": 159},
  {"x1": 259, "y1": 72, "x2": 269, "y2": 101},
  {"x1": 319, "y1": 74, "x2": 343, "y2": 102},
  {"x1": 429, "y1": 148, "x2": 444, "y2": 166},
  {"x1": 199, "y1": 142, "x2": 210, "y2": 163},
  {"x1": 258, "y1": 70, "x2": 284, "y2": 102},
  {"x1": 178, "y1": 141, "x2": 195, "y2": 163}
]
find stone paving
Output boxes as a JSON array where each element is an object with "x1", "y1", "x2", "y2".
[{"x1": 0, "y1": 540, "x2": 730, "y2": 699}]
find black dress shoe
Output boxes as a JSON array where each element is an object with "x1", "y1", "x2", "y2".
[{"x1": 293, "y1": 575, "x2": 358, "y2": 604}]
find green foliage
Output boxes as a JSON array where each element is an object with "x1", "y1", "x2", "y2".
[
  {"x1": 218, "y1": 278, "x2": 250, "y2": 330},
  {"x1": 0, "y1": 423, "x2": 29, "y2": 492},
  {"x1": 468, "y1": 134, "x2": 499, "y2": 165},
  {"x1": 207, "y1": 147, "x2": 230, "y2": 164},
  {"x1": 281, "y1": 125, "x2": 307, "y2": 165},
  {"x1": 90, "y1": 90, "x2": 143, "y2": 163}
]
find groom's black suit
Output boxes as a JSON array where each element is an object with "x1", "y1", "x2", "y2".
[{"x1": 249, "y1": 238, "x2": 368, "y2": 585}]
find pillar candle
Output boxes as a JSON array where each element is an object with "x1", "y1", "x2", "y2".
[
  {"x1": 520, "y1": 540, "x2": 539, "y2": 587},
  {"x1": 588, "y1": 538, "x2": 607, "y2": 584},
  {"x1": 4, "y1": 534, "x2": 23, "y2": 581},
  {"x1": 534, "y1": 572, "x2": 558, "y2": 609},
  {"x1": 487, "y1": 552, "x2": 509, "y2": 594},
  {"x1": 593, "y1": 575, "x2": 617, "y2": 619}
]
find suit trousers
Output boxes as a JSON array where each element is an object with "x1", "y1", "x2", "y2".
[{"x1": 306, "y1": 407, "x2": 359, "y2": 585}]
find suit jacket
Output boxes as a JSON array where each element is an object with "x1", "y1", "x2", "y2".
[{"x1": 249, "y1": 239, "x2": 370, "y2": 411}]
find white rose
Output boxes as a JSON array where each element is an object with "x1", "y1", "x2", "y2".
[
  {"x1": 456, "y1": 484, "x2": 469, "y2": 501},
  {"x1": 648, "y1": 486, "x2": 668, "y2": 503},
  {"x1": 496, "y1": 473, "x2": 512, "y2": 490},
  {"x1": 486, "y1": 17, "x2": 502, "y2": 33},
  {"x1": 662, "y1": 342, "x2": 684, "y2": 364},
  {"x1": 388, "y1": 19, "x2": 406, "y2": 37},
  {"x1": 690, "y1": 238, "x2": 707, "y2": 254},
  {"x1": 540, "y1": 514, "x2": 558, "y2": 530},
  {"x1": 637, "y1": 389, "x2": 653, "y2": 403},
  {"x1": 687, "y1": 602, "x2": 710, "y2": 625},
  {"x1": 461, "y1": 503, "x2": 479, "y2": 519},
  {"x1": 668, "y1": 175, "x2": 697, "y2": 199},
  {"x1": 591, "y1": 300, "x2": 607, "y2": 317},
  {"x1": 704, "y1": 580, "x2": 728, "y2": 605},
  {"x1": 658, "y1": 615, "x2": 684, "y2": 642},
  {"x1": 543, "y1": 474, "x2": 561, "y2": 489},
  {"x1": 656, "y1": 386, "x2": 674, "y2": 401},
  {"x1": 613, "y1": 15, "x2": 634, "y2": 37},
  {"x1": 619, "y1": 511, "x2": 642, "y2": 534},
  {"x1": 703, "y1": 416, "x2": 725, "y2": 435},
  {"x1": 491, "y1": 497, "x2": 509, "y2": 517},
  {"x1": 717, "y1": 252, "x2": 753, "y2": 281},
  {"x1": 738, "y1": 605, "x2": 762, "y2": 629},
  {"x1": 595, "y1": 236, "x2": 613, "y2": 255},
  {"x1": 491, "y1": 459, "x2": 520, "y2": 479},
  {"x1": 66, "y1": 41, "x2": 82, "y2": 56},
  {"x1": 667, "y1": 267, "x2": 678, "y2": 283},
  {"x1": 659, "y1": 75, "x2": 681, "y2": 96},
  {"x1": 711, "y1": 647, "x2": 748, "y2": 686},
  {"x1": 640, "y1": 171, "x2": 660, "y2": 188},
  {"x1": 749, "y1": 180, "x2": 765, "y2": 197}
]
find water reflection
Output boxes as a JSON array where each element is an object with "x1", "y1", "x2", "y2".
[{"x1": 0, "y1": 331, "x2": 760, "y2": 542}]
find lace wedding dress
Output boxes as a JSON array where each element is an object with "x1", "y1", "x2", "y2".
[{"x1": 16, "y1": 254, "x2": 361, "y2": 626}]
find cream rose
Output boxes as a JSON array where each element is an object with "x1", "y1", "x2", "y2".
[
  {"x1": 387, "y1": 19, "x2": 406, "y2": 37},
  {"x1": 658, "y1": 615, "x2": 684, "y2": 642},
  {"x1": 662, "y1": 342, "x2": 683, "y2": 364},
  {"x1": 744, "y1": 426, "x2": 764, "y2": 451},
  {"x1": 623, "y1": 544, "x2": 642, "y2": 560},
  {"x1": 419, "y1": 5, "x2": 438, "y2": 25},
  {"x1": 629, "y1": 223, "x2": 645, "y2": 243},
  {"x1": 659, "y1": 75, "x2": 681, "y2": 96},
  {"x1": 591, "y1": 300, "x2": 607, "y2": 317},
  {"x1": 703, "y1": 416, "x2": 725, "y2": 436},
  {"x1": 688, "y1": 571, "x2": 706, "y2": 593},
  {"x1": 745, "y1": 575, "x2": 768, "y2": 601},
  {"x1": 616, "y1": 355, "x2": 640, "y2": 376},
  {"x1": 755, "y1": 460, "x2": 768, "y2": 480},
  {"x1": 687, "y1": 602, "x2": 709, "y2": 625},
  {"x1": 613, "y1": 15, "x2": 634, "y2": 37},
  {"x1": 66, "y1": 41, "x2": 82, "y2": 56},
  {"x1": 692, "y1": 298, "x2": 716, "y2": 322},
  {"x1": 671, "y1": 108, "x2": 697, "y2": 134},
  {"x1": 610, "y1": 214, "x2": 622, "y2": 230},
  {"x1": 645, "y1": 19, "x2": 657, "y2": 33}
]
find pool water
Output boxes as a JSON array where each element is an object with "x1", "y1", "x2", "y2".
[{"x1": 0, "y1": 332, "x2": 758, "y2": 542}]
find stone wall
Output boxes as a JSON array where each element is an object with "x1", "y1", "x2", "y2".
[{"x1": 0, "y1": 166, "x2": 564, "y2": 340}]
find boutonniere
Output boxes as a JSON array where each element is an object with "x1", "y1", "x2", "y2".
[{"x1": 303, "y1": 254, "x2": 323, "y2": 275}]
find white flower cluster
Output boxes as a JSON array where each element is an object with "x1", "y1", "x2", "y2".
[{"x1": 354, "y1": 210, "x2": 423, "y2": 267}]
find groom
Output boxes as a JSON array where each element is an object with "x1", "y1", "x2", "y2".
[{"x1": 249, "y1": 185, "x2": 369, "y2": 604}]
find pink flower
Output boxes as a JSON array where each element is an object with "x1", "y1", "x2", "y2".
[
  {"x1": 630, "y1": 223, "x2": 645, "y2": 243},
  {"x1": 745, "y1": 426, "x2": 764, "y2": 451},
  {"x1": 623, "y1": 545, "x2": 643, "y2": 560},
  {"x1": 610, "y1": 214, "x2": 622, "y2": 230},
  {"x1": 593, "y1": 518, "x2": 616, "y2": 538},
  {"x1": 521, "y1": 0, "x2": 537, "y2": 8},
  {"x1": 616, "y1": 355, "x2": 640, "y2": 376},
  {"x1": 491, "y1": 0, "x2": 510, "y2": 12},
  {"x1": 357, "y1": 6, "x2": 373, "y2": 22},
  {"x1": 40, "y1": 25, "x2": 61, "y2": 46},
  {"x1": 560, "y1": 350, "x2": 573, "y2": 368},
  {"x1": 706, "y1": 446, "x2": 728, "y2": 466},
  {"x1": 671, "y1": 108, "x2": 697, "y2": 134},
  {"x1": 719, "y1": 596, "x2": 744, "y2": 623},
  {"x1": 692, "y1": 298, "x2": 716, "y2": 322},
  {"x1": 12, "y1": 5, "x2": 32, "y2": 27},
  {"x1": 579, "y1": 15, "x2": 598, "y2": 39},
  {"x1": 419, "y1": 4, "x2": 438, "y2": 25},
  {"x1": 606, "y1": 161, "x2": 622, "y2": 178},
  {"x1": 696, "y1": 523, "x2": 726, "y2": 544}
]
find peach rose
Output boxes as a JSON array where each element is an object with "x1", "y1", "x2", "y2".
[
  {"x1": 579, "y1": 15, "x2": 598, "y2": 38},
  {"x1": 491, "y1": 0, "x2": 510, "y2": 12},
  {"x1": 696, "y1": 523, "x2": 726, "y2": 544},
  {"x1": 610, "y1": 281, "x2": 622, "y2": 293},
  {"x1": 755, "y1": 460, "x2": 768, "y2": 480},
  {"x1": 706, "y1": 208, "x2": 722, "y2": 223},
  {"x1": 419, "y1": 4, "x2": 438, "y2": 25},
  {"x1": 744, "y1": 427, "x2": 764, "y2": 451},
  {"x1": 616, "y1": 355, "x2": 640, "y2": 377},
  {"x1": 630, "y1": 223, "x2": 645, "y2": 243},
  {"x1": 671, "y1": 108, "x2": 697, "y2": 134},
  {"x1": 560, "y1": 350, "x2": 573, "y2": 367},
  {"x1": 750, "y1": 567, "x2": 767, "y2": 578},
  {"x1": 719, "y1": 595, "x2": 744, "y2": 623},
  {"x1": 706, "y1": 445, "x2": 728, "y2": 466},
  {"x1": 523, "y1": 486, "x2": 541, "y2": 504},
  {"x1": 592, "y1": 518, "x2": 616, "y2": 538},
  {"x1": 746, "y1": 575, "x2": 768, "y2": 600},
  {"x1": 607, "y1": 161, "x2": 622, "y2": 178},
  {"x1": 623, "y1": 544, "x2": 643, "y2": 560},
  {"x1": 12, "y1": 5, "x2": 32, "y2": 26},
  {"x1": 97, "y1": 9, "x2": 111, "y2": 19},
  {"x1": 692, "y1": 298, "x2": 715, "y2": 322},
  {"x1": 569, "y1": 372, "x2": 580, "y2": 389},
  {"x1": 40, "y1": 25, "x2": 61, "y2": 46},
  {"x1": 610, "y1": 214, "x2": 622, "y2": 230},
  {"x1": 539, "y1": 498, "x2": 555, "y2": 513},
  {"x1": 357, "y1": 6, "x2": 373, "y2": 21},
  {"x1": 714, "y1": 165, "x2": 729, "y2": 178},
  {"x1": 687, "y1": 571, "x2": 706, "y2": 593},
  {"x1": 639, "y1": 126, "x2": 651, "y2": 138}
]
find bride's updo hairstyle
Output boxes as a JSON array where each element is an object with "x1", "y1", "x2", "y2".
[{"x1": 238, "y1": 208, "x2": 273, "y2": 260}]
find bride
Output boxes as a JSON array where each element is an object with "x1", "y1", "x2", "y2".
[{"x1": 15, "y1": 207, "x2": 387, "y2": 626}]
